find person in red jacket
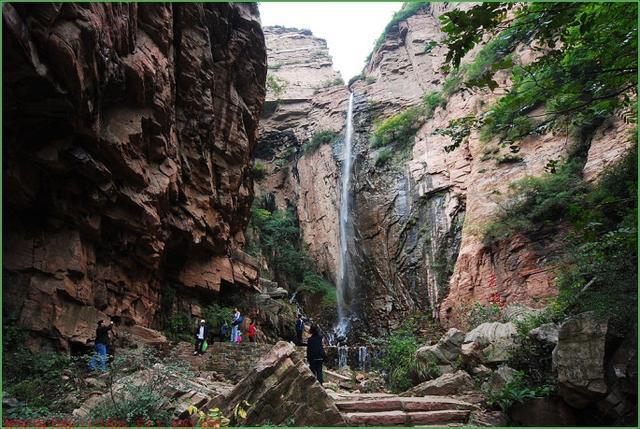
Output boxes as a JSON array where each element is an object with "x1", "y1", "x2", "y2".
[{"x1": 247, "y1": 320, "x2": 256, "y2": 343}]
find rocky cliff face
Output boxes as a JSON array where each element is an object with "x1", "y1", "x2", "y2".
[
  {"x1": 255, "y1": 26, "x2": 348, "y2": 281},
  {"x1": 345, "y1": 3, "x2": 635, "y2": 331},
  {"x1": 3, "y1": 2, "x2": 267, "y2": 350}
]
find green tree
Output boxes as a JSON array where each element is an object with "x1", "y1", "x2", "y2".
[{"x1": 439, "y1": 2, "x2": 637, "y2": 149}]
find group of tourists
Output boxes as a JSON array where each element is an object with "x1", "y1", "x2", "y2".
[
  {"x1": 88, "y1": 308, "x2": 259, "y2": 370},
  {"x1": 87, "y1": 308, "x2": 326, "y2": 386},
  {"x1": 193, "y1": 308, "x2": 257, "y2": 355}
]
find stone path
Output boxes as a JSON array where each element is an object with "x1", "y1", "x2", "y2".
[
  {"x1": 329, "y1": 392, "x2": 476, "y2": 426},
  {"x1": 172, "y1": 341, "x2": 275, "y2": 382}
]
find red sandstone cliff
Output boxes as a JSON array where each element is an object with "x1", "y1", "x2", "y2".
[{"x1": 3, "y1": 3, "x2": 267, "y2": 349}]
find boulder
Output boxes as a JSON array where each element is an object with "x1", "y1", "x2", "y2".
[
  {"x1": 502, "y1": 304, "x2": 540, "y2": 323},
  {"x1": 416, "y1": 328, "x2": 465, "y2": 372},
  {"x1": 481, "y1": 365, "x2": 517, "y2": 394},
  {"x1": 464, "y1": 322, "x2": 518, "y2": 363},
  {"x1": 470, "y1": 365, "x2": 492, "y2": 378},
  {"x1": 211, "y1": 341, "x2": 346, "y2": 426},
  {"x1": 552, "y1": 312, "x2": 608, "y2": 408},
  {"x1": 510, "y1": 397, "x2": 578, "y2": 426},
  {"x1": 403, "y1": 370, "x2": 475, "y2": 396},
  {"x1": 528, "y1": 323, "x2": 559, "y2": 345}
]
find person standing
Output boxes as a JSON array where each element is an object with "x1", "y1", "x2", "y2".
[
  {"x1": 247, "y1": 320, "x2": 256, "y2": 343},
  {"x1": 194, "y1": 319, "x2": 208, "y2": 356},
  {"x1": 89, "y1": 320, "x2": 113, "y2": 371},
  {"x1": 306, "y1": 324, "x2": 326, "y2": 385},
  {"x1": 219, "y1": 321, "x2": 229, "y2": 343},
  {"x1": 295, "y1": 314, "x2": 305, "y2": 345},
  {"x1": 231, "y1": 308, "x2": 241, "y2": 343}
]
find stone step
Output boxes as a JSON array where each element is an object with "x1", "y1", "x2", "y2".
[
  {"x1": 343, "y1": 409, "x2": 470, "y2": 426},
  {"x1": 336, "y1": 396, "x2": 476, "y2": 413}
]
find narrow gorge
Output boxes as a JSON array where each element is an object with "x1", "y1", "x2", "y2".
[{"x1": 3, "y1": 2, "x2": 637, "y2": 427}]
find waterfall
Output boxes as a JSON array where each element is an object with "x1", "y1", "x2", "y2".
[
  {"x1": 337, "y1": 345, "x2": 349, "y2": 369},
  {"x1": 336, "y1": 93, "x2": 355, "y2": 336},
  {"x1": 358, "y1": 346, "x2": 370, "y2": 372}
]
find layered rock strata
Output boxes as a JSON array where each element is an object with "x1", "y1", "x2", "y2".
[
  {"x1": 255, "y1": 26, "x2": 348, "y2": 280},
  {"x1": 3, "y1": 2, "x2": 267, "y2": 349},
  {"x1": 344, "y1": 3, "x2": 635, "y2": 330}
]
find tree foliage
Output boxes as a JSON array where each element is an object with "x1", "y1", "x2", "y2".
[{"x1": 439, "y1": 2, "x2": 637, "y2": 149}]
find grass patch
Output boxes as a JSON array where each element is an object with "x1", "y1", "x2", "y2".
[{"x1": 303, "y1": 130, "x2": 340, "y2": 155}]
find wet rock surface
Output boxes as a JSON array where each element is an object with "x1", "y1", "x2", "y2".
[{"x1": 3, "y1": 3, "x2": 267, "y2": 349}]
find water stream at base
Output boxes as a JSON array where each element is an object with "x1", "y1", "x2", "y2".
[{"x1": 336, "y1": 92, "x2": 355, "y2": 337}]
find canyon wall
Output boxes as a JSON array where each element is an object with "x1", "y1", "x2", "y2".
[
  {"x1": 347, "y1": 3, "x2": 634, "y2": 331},
  {"x1": 255, "y1": 26, "x2": 348, "y2": 281},
  {"x1": 3, "y1": 2, "x2": 267, "y2": 350}
]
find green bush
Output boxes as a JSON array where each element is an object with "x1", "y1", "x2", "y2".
[
  {"x1": 252, "y1": 162, "x2": 267, "y2": 181},
  {"x1": 320, "y1": 77, "x2": 344, "y2": 88},
  {"x1": 202, "y1": 304, "x2": 235, "y2": 332},
  {"x1": 3, "y1": 348, "x2": 85, "y2": 416},
  {"x1": 165, "y1": 313, "x2": 192, "y2": 342},
  {"x1": 484, "y1": 145, "x2": 637, "y2": 333},
  {"x1": 468, "y1": 301, "x2": 502, "y2": 328},
  {"x1": 374, "y1": 147, "x2": 393, "y2": 167},
  {"x1": 90, "y1": 349, "x2": 191, "y2": 426},
  {"x1": 303, "y1": 130, "x2": 340, "y2": 154},
  {"x1": 483, "y1": 156, "x2": 587, "y2": 244},
  {"x1": 297, "y1": 273, "x2": 337, "y2": 309},
  {"x1": 485, "y1": 370, "x2": 554, "y2": 413},
  {"x1": 422, "y1": 91, "x2": 446, "y2": 118},
  {"x1": 371, "y1": 107, "x2": 422, "y2": 148},
  {"x1": 348, "y1": 74, "x2": 363, "y2": 86},
  {"x1": 377, "y1": 322, "x2": 438, "y2": 393},
  {"x1": 266, "y1": 75, "x2": 287, "y2": 99}
]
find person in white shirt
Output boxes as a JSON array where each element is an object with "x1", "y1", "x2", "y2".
[{"x1": 193, "y1": 319, "x2": 208, "y2": 355}]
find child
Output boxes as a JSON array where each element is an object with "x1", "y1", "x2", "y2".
[
  {"x1": 248, "y1": 321, "x2": 256, "y2": 343},
  {"x1": 236, "y1": 330, "x2": 243, "y2": 344}
]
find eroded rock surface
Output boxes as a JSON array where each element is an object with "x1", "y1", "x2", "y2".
[
  {"x1": 213, "y1": 341, "x2": 346, "y2": 426},
  {"x1": 3, "y1": 3, "x2": 267, "y2": 349},
  {"x1": 254, "y1": 26, "x2": 347, "y2": 283}
]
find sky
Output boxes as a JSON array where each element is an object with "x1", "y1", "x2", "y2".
[{"x1": 259, "y1": 2, "x2": 402, "y2": 80}]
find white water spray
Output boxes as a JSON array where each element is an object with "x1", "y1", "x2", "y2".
[{"x1": 336, "y1": 93, "x2": 355, "y2": 336}]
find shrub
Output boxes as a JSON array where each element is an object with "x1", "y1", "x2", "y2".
[
  {"x1": 252, "y1": 162, "x2": 267, "y2": 181},
  {"x1": 3, "y1": 349, "x2": 82, "y2": 415},
  {"x1": 484, "y1": 145, "x2": 637, "y2": 333},
  {"x1": 468, "y1": 301, "x2": 502, "y2": 328},
  {"x1": 320, "y1": 77, "x2": 345, "y2": 88},
  {"x1": 164, "y1": 312, "x2": 192, "y2": 342},
  {"x1": 422, "y1": 91, "x2": 446, "y2": 118},
  {"x1": 266, "y1": 75, "x2": 287, "y2": 99},
  {"x1": 485, "y1": 370, "x2": 554, "y2": 413},
  {"x1": 371, "y1": 107, "x2": 422, "y2": 148},
  {"x1": 303, "y1": 130, "x2": 340, "y2": 154},
  {"x1": 376, "y1": 322, "x2": 437, "y2": 393},
  {"x1": 495, "y1": 154, "x2": 523, "y2": 165},
  {"x1": 482, "y1": 156, "x2": 587, "y2": 244},
  {"x1": 374, "y1": 147, "x2": 393, "y2": 167},
  {"x1": 90, "y1": 349, "x2": 192, "y2": 426},
  {"x1": 348, "y1": 74, "x2": 363, "y2": 86},
  {"x1": 297, "y1": 273, "x2": 337, "y2": 309},
  {"x1": 202, "y1": 304, "x2": 235, "y2": 332}
]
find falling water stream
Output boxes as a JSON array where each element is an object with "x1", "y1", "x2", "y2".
[{"x1": 336, "y1": 92, "x2": 355, "y2": 337}]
